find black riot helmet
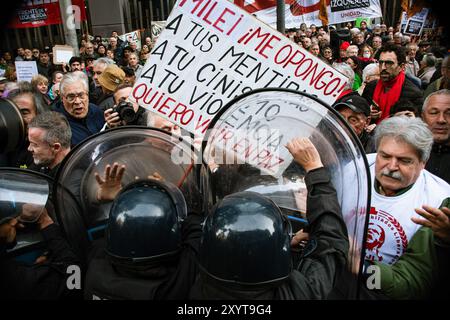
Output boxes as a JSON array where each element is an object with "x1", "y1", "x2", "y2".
[
  {"x1": 199, "y1": 191, "x2": 292, "y2": 287},
  {"x1": 106, "y1": 179, "x2": 187, "y2": 264}
]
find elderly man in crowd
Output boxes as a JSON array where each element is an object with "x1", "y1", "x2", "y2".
[
  {"x1": 360, "y1": 117, "x2": 450, "y2": 299},
  {"x1": 90, "y1": 57, "x2": 115, "y2": 105},
  {"x1": 53, "y1": 71, "x2": 104, "y2": 146},
  {"x1": 421, "y1": 89, "x2": 450, "y2": 183}
]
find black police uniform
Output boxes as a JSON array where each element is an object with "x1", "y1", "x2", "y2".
[
  {"x1": 0, "y1": 224, "x2": 81, "y2": 300},
  {"x1": 190, "y1": 167, "x2": 349, "y2": 300},
  {"x1": 84, "y1": 180, "x2": 203, "y2": 300}
]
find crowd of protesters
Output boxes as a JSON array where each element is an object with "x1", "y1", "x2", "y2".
[{"x1": 1, "y1": 16, "x2": 450, "y2": 300}]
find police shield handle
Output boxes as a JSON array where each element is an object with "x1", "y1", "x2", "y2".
[
  {"x1": 285, "y1": 137, "x2": 323, "y2": 173},
  {"x1": 95, "y1": 163, "x2": 126, "y2": 202}
]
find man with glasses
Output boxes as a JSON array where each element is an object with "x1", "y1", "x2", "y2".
[
  {"x1": 53, "y1": 71, "x2": 104, "y2": 146},
  {"x1": 362, "y1": 43, "x2": 423, "y2": 124}
]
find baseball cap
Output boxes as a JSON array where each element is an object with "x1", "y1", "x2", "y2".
[
  {"x1": 98, "y1": 64, "x2": 125, "y2": 92},
  {"x1": 340, "y1": 41, "x2": 350, "y2": 51},
  {"x1": 334, "y1": 94, "x2": 370, "y2": 117}
]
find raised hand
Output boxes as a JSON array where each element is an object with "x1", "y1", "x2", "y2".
[{"x1": 95, "y1": 162, "x2": 126, "y2": 202}]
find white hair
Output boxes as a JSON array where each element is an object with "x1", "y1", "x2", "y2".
[
  {"x1": 93, "y1": 57, "x2": 115, "y2": 68},
  {"x1": 423, "y1": 89, "x2": 450, "y2": 112},
  {"x1": 375, "y1": 117, "x2": 433, "y2": 162},
  {"x1": 332, "y1": 62, "x2": 354, "y2": 90},
  {"x1": 362, "y1": 63, "x2": 379, "y2": 83}
]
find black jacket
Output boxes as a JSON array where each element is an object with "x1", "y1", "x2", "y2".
[
  {"x1": 0, "y1": 224, "x2": 81, "y2": 300},
  {"x1": 84, "y1": 212, "x2": 203, "y2": 300},
  {"x1": 190, "y1": 167, "x2": 349, "y2": 300},
  {"x1": 425, "y1": 143, "x2": 450, "y2": 184},
  {"x1": 362, "y1": 77, "x2": 424, "y2": 115}
]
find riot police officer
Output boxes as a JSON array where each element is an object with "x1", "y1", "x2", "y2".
[
  {"x1": 0, "y1": 207, "x2": 80, "y2": 300},
  {"x1": 190, "y1": 137, "x2": 350, "y2": 299},
  {"x1": 84, "y1": 178, "x2": 203, "y2": 299}
]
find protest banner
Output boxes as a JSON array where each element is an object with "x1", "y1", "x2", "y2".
[
  {"x1": 131, "y1": 0, "x2": 348, "y2": 137},
  {"x1": 15, "y1": 61, "x2": 38, "y2": 83},
  {"x1": 233, "y1": 0, "x2": 382, "y2": 28},
  {"x1": 52, "y1": 45, "x2": 74, "y2": 65},
  {"x1": 8, "y1": 0, "x2": 86, "y2": 29},
  {"x1": 151, "y1": 21, "x2": 167, "y2": 39},
  {"x1": 355, "y1": 17, "x2": 371, "y2": 27},
  {"x1": 119, "y1": 30, "x2": 142, "y2": 50},
  {"x1": 402, "y1": 8, "x2": 429, "y2": 36}
]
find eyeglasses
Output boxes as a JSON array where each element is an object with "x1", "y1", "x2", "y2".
[
  {"x1": 378, "y1": 60, "x2": 396, "y2": 67},
  {"x1": 65, "y1": 92, "x2": 87, "y2": 103}
]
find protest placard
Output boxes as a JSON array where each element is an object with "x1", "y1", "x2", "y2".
[
  {"x1": 151, "y1": 21, "x2": 167, "y2": 39},
  {"x1": 402, "y1": 8, "x2": 429, "y2": 36},
  {"x1": 52, "y1": 45, "x2": 74, "y2": 65},
  {"x1": 131, "y1": 0, "x2": 348, "y2": 137},
  {"x1": 15, "y1": 61, "x2": 38, "y2": 83},
  {"x1": 119, "y1": 30, "x2": 142, "y2": 50}
]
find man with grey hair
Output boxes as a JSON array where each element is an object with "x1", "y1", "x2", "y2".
[
  {"x1": 90, "y1": 57, "x2": 115, "y2": 105},
  {"x1": 359, "y1": 116, "x2": 450, "y2": 299},
  {"x1": 424, "y1": 55, "x2": 450, "y2": 98},
  {"x1": 53, "y1": 71, "x2": 104, "y2": 146},
  {"x1": 422, "y1": 89, "x2": 450, "y2": 183},
  {"x1": 418, "y1": 53, "x2": 437, "y2": 89},
  {"x1": 28, "y1": 111, "x2": 71, "y2": 177}
]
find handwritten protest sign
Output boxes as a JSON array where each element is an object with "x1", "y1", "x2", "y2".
[
  {"x1": 205, "y1": 90, "x2": 328, "y2": 177},
  {"x1": 53, "y1": 45, "x2": 74, "y2": 65},
  {"x1": 131, "y1": 0, "x2": 348, "y2": 136},
  {"x1": 15, "y1": 61, "x2": 38, "y2": 83}
]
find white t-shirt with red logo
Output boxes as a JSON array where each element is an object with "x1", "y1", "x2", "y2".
[{"x1": 365, "y1": 153, "x2": 450, "y2": 265}]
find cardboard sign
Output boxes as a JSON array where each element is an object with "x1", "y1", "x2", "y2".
[
  {"x1": 15, "y1": 61, "x2": 38, "y2": 83},
  {"x1": 131, "y1": 0, "x2": 348, "y2": 136},
  {"x1": 401, "y1": 8, "x2": 429, "y2": 36},
  {"x1": 52, "y1": 45, "x2": 74, "y2": 65},
  {"x1": 119, "y1": 30, "x2": 142, "y2": 50}
]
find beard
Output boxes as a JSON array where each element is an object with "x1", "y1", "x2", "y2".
[{"x1": 33, "y1": 156, "x2": 52, "y2": 167}]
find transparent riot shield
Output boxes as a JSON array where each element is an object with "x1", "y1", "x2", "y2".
[
  {"x1": 54, "y1": 126, "x2": 201, "y2": 260},
  {"x1": 202, "y1": 88, "x2": 371, "y2": 299},
  {"x1": 0, "y1": 169, "x2": 54, "y2": 260}
]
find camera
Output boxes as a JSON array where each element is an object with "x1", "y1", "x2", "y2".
[{"x1": 112, "y1": 101, "x2": 137, "y2": 124}]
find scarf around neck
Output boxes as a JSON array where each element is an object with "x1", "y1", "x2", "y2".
[{"x1": 373, "y1": 71, "x2": 405, "y2": 123}]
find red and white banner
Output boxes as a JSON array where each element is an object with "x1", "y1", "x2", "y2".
[
  {"x1": 8, "y1": 0, "x2": 87, "y2": 29},
  {"x1": 234, "y1": 0, "x2": 382, "y2": 28}
]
